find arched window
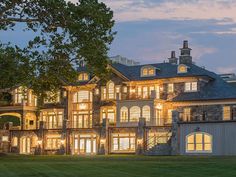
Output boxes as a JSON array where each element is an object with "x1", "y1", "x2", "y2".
[
  {"x1": 107, "y1": 81, "x2": 115, "y2": 99},
  {"x1": 130, "y1": 106, "x2": 141, "y2": 122},
  {"x1": 142, "y1": 105, "x2": 151, "y2": 121},
  {"x1": 178, "y1": 64, "x2": 188, "y2": 73},
  {"x1": 120, "y1": 107, "x2": 128, "y2": 122},
  {"x1": 141, "y1": 66, "x2": 156, "y2": 77},
  {"x1": 186, "y1": 132, "x2": 212, "y2": 153}
]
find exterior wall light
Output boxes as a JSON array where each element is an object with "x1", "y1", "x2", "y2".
[
  {"x1": 37, "y1": 140, "x2": 42, "y2": 145},
  {"x1": 100, "y1": 138, "x2": 106, "y2": 145}
]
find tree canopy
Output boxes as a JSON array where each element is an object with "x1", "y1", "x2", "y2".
[{"x1": 0, "y1": 0, "x2": 115, "y2": 102}]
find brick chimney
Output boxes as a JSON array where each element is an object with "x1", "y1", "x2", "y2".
[
  {"x1": 168, "y1": 51, "x2": 178, "y2": 64},
  {"x1": 179, "y1": 40, "x2": 192, "y2": 64}
]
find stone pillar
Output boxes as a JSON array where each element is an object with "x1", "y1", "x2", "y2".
[
  {"x1": 59, "y1": 119, "x2": 67, "y2": 155},
  {"x1": 35, "y1": 121, "x2": 44, "y2": 155},
  {"x1": 171, "y1": 110, "x2": 179, "y2": 155},
  {"x1": 136, "y1": 117, "x2": 146, "y2": 155},
  {"x1": 99, "y1": 118, "x2": 107, "y2": 155}
]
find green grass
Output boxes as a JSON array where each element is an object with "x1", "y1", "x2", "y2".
[{"x1": 0, "y1": 155, "x2": 236, "y2": 177}]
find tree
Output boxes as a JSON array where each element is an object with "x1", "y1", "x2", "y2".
[{"x1": 0, "y1": 0, "x2": 115, "y2": 102}]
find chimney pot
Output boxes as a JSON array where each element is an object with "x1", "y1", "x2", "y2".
[
  {"x1": 183, "y1": 40, "x2": 188, "y2": 48},
  {"x1": 171, "y1": 51, "x2": 176, "y2": 58}
]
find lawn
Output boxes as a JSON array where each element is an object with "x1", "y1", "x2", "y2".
[{"x1": 0, "y1": 155, "x2": 236, "y2": 177}]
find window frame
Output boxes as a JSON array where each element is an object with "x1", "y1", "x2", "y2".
[
  {"x1": 186, "y1": 132, "x2": 213, "y2": 153},
  {"x1": 184, "y1": 82, "x2": 198, "y2": 92},
  {"x1": 178, "y1": 64, "x2": 188, "y2": 73},
  {"x1": 141, "y1": 66, "x2": 156, "y2": 77}
]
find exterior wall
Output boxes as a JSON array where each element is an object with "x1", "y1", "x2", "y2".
[{"x1": 179, "y1": 121, "x2": 236, "y2": 155}]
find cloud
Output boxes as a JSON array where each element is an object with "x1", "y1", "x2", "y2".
[
  {"x1": 99, "y1": 0, "x2": 236, "y2": 23},
  {"x1": 217, "y1": 67, "x2": 236, "y2": 74},
  {"x1": 191, "y1": 28, "x2": 236, "y2": 35}
]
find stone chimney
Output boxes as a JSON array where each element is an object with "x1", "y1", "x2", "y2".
[
  {"x1": 168, "y1": 51, "x2": 178, "y2": 64},
  {"x1": 179, "y1": 40, "x2": 192, "y2": 64}
]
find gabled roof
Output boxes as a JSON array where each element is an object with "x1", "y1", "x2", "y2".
[
  {"x1": 111, "y1": 63, "x2": 214, "y2": 81},
  {"x1": 111, "y1": 62, "x2": 236, "y2": 101},
  {"x1": 75, "y1": 62, "x2": 236, "y2": 101}
]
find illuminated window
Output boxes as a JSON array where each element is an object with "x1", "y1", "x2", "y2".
[
  {"x1": 185, "y1": 82, "x2": 197, "y2": 92},
  {"x1": 141, "y1": 66, "x2": 156, "y2": 77},
  {"x1": 120, "y1": 106, "x2": 128, "y2": 122},
  {"x1": 46, "y1": 137, "x2": 61, "y2": 149},
  {"x1": 223, "y1": 106, "x2": 231, "y2": 120},
  {"x1": 130, "y1": 106, "x2": 141, "y2": 122},
  {"x1": 101, "y1": 81, "x2": 115, "y2": 100},
  {"x1": 12, "y1": 137, "x2": 18, "y2": 146},
  {"x1": 108, "y1": 81, "x2": 115, "y2": 99},
  {"x1": 95, "y1": 88, "x2": 99, "y2": 95},
  {"x1": 167, "y1": 83, "x2": 174, "y2": 93},
  {"x1": 72, "y1": 111, "x2": 92, "y2": 128},
  {"x1": 41, "y1": 111, "x2": 63, "y2": 129},
  {"x1": 123, "y1": 86, "x2": 127, "y2": 93},
  {"x1": 178, "y1": 64, "x2": 188, "y2": 73},
  {"x1": 73, "y1": 91, "x2": 92, "y2": 103},
  {"x1": 14, "y1": 86, "x2": 27, "y2": 104},
  {"x1": 137, "y1": 87, "x2": 142, "y2": 98},
  {"x1": 143, "y1": 87, "x2": 148, "y2": 98},
  {"x1": 183, "y1": 108, "x2": 191, "y2": 121},
  {"x1": 186, "y1": 132, "x2": 212, "y2": 153},
  {"x1": 142, "y1": 105, "x2": 151, "y2": 121},
  {"x1": 78, "y1": 73, "x2": 89, "y2": 81},
  {"x1": 2, "y1": 136, "x2": 9, "y2": 142},
  {"x1": 101, "y1": 108, "x2": 115, "y2": 124},
  {"x1": 112, "y1": 133, "x2": 135, "y2": 152},
  {"x1": 167, "y1": 109, "x2": 173, "y2": 124},
  {"x1": 101, "y1": 87, "x2": 107, "y2": 100}
]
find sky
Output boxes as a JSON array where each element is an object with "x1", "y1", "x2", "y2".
[{"x1": 1, "y1": 0, "x2": 236, "y2": 74}]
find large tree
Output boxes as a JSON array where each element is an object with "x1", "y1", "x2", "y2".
[{"x1": 0, "y1": 0, "x2": 115, "y2": 102}]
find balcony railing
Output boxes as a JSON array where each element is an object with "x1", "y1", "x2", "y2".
[{"x1": 39, "y1": 122, "x2": 63, "y2": 129}]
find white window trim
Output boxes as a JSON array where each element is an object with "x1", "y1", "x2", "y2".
[
  {"x1": 184, "y1": 82, "x2": 198, "y2": 92},
  {"x1": 141, "y1": 66, "x2": 156, "y2": 77},
  {"x1": 186, "y1": 132, "x2": 213, "y2": 153}
]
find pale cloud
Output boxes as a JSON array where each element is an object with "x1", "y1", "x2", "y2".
[
  {"x1": 191, "y1": 27, "x2": 236, "y2": 35},
  {"x1": 99, "y1": 0, "x2": 236, "y2": 23},
  {"x1": 217, "y1": 67, "x2": 236, "y2": 74}
]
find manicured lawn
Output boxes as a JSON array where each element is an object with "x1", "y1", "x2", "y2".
[{"x1": 0, "y1": 155, "x2": 236, "y2": 177}]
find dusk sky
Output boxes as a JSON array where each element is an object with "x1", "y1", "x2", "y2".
[{"x1": 1, "y1": 0, "x2": 236, "y2": 73}]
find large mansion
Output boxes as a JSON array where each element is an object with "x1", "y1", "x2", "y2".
[{"x1": 1, "y1": 41, "x2": 236, "y2": 155}]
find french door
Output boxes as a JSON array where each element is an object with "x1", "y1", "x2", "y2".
[
  {"x1": 20, "y1": 137, "x2": 31, "y2": 154},
  {"x1": 74, "y1": 135, "x2": 96, "y2": 155}
]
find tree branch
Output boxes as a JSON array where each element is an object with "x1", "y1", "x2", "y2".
[{"x1": 0, "y1": 17, "x2": 39, "y2": 23}]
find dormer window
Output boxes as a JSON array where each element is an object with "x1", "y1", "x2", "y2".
[
  {"x1": 78, "y1": 72, "x2": 89, "y2": 81},
  {"x1": 185, "y1": 82, "x2": 198, "y2": 92},
  {"x1": 178, "y1": 64, "x2": 188, "y2": 74},
  {"x1": 141, "y1": 66, "x2": 156, "y2": 77}
]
